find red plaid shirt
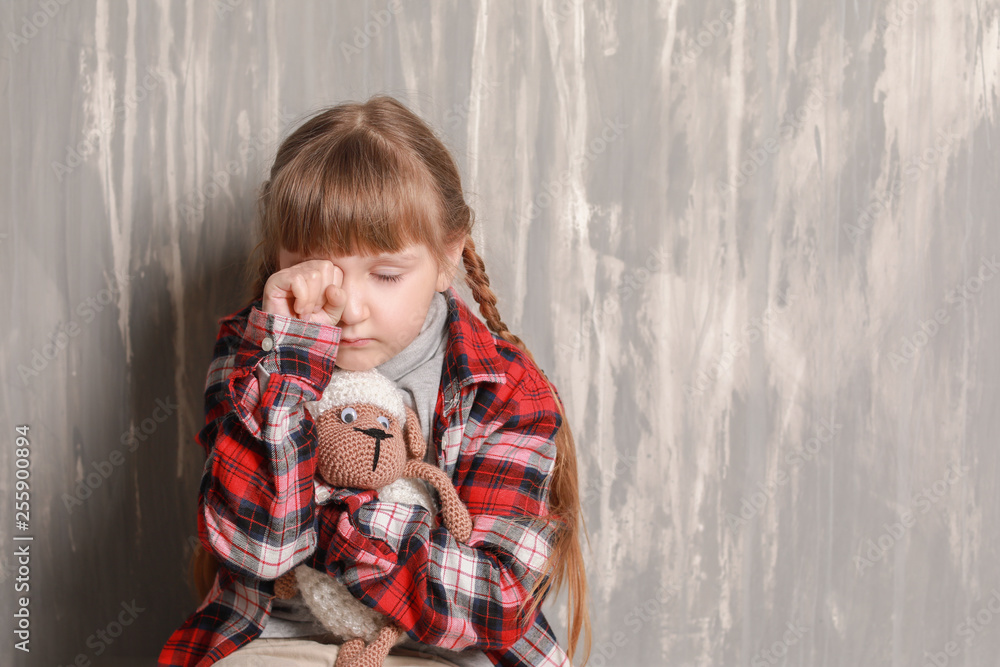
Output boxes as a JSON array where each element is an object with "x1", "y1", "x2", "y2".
[{"x1": 158, "y1": 286, "x2": 570, "y2": 666}]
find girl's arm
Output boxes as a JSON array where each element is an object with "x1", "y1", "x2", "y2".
[
  {"x1": 316, "y1": 360, "x2": 562, "y2": 652},
  {"x1": 196, "y1": 303, "x2": 341, "y2": 581}
]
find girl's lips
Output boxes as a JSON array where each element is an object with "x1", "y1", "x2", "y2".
[{"x1": 340, "y1": 337, "x2": 372, "y2": 346}]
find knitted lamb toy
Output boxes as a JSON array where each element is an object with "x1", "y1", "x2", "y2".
[{"x1": 273, "y1": 367, "x2": 473, "y2": 667}]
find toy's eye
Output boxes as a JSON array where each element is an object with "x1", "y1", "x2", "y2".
[
  {"x1": 340, "y1": 407, "x2": 357, "y2": 424},
  {"x1": 377, "y1": 416, "x2": 390, "y2": 430}
]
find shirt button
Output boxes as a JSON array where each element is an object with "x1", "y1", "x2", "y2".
[{"x1": 261, "y1": 336, "x2": 274, "y2": 352}]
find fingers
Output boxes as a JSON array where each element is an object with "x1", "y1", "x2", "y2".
[
  {"x1": 289, "y1": 271, "x2": 320, "y2": 319},
  {"x1": 262, "y1": 260, "x2": 344, "y2": 323},
  {"x1": 320, "y1": 283, "x2": 347, "y2": 326},
  {"x1": 289, "y1": 262, "x2": 335, "y2": 318}
]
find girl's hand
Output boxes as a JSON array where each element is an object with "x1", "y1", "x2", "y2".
[{"x1": 262, "y1": 259, "x2": 347, "y2": 326}]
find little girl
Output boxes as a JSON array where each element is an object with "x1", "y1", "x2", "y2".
[{"x1": 159, "y1": 96, "x2": 590, "y2": 667}]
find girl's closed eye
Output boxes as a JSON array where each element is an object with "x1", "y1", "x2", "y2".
[{"x1": 374, "y1": 273, "x2": 403, "y2": 283}]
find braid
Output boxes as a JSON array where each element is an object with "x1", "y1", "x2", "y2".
[
  {"x1": 460, "y1": 233, "x2": 591, "y2": 664},
  {"x1": 461, "y1": 234, "x2": 561, "y2": 400},
  {"x1": 461, "y1": 235, "x2": 528, "y2": 350}
]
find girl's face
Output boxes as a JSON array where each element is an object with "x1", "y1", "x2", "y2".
[{"x1": 278, "y1": 241, "x2": 463, "y2": 371}]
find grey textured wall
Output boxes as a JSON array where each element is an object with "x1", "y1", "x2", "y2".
[{"x1": 2, "y1": 1, "x2": 999, "y2": 665}]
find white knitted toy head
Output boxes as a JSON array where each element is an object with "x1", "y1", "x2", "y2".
[{"x1": 305, "y1": 368, "x2": 405, "y2": 422}]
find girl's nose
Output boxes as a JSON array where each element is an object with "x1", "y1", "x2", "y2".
[{"x1": 337, "y1": 278, "x2": 369, "y2": 324}]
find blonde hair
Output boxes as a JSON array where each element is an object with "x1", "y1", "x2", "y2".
[{"x1": 192, "y1": 95, "x2": 591, "y2": 663}]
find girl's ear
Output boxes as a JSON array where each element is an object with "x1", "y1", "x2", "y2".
[{"x1": 403, "y1": 405, "x2": 426, "y2": 460}]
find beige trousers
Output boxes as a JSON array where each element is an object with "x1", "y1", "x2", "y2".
[{"x1": 212, "y1": 635, "x2": 462, "y2": 667}]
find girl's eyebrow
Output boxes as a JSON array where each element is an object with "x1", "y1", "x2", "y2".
[{"x1": 372, "y1": 250, "x2": 418, "y2": 262}]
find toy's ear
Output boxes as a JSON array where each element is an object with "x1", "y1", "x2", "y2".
[{"x1": 402, "y1": 405, "x2": 426, "y2": 460}]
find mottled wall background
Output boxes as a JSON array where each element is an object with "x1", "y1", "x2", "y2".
[{"x1": 2, "y1": 1, "x2": 999, "y2": 665}]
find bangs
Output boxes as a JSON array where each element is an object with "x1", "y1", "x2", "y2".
[{"x1": 267, "y1": 130, "x2": 444, "y2": 259}]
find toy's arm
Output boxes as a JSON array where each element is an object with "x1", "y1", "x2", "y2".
[
  {"x1": 196, "y1": 303, "x2": 341, "y2": 582},
  {"x1": 317, "y1": 366, "x2": 562, "y2": 652},
  {"x1": 404, "y1": 459, "x2": 473, "y2": 542}
]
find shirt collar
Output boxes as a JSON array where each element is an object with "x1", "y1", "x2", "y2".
[{"x1": 439, "y1": 286, "x2": 507, "y2": 415}]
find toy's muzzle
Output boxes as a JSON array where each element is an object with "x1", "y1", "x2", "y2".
[{"x1": 353, "y1": 427, "x2": 393, "y2": 471}]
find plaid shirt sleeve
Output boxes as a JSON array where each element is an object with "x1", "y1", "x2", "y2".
[
  {"x1": 315, "y1": 354, "x2": 563, "y2": 654},
  {"x1": 196, "y1": 303, "x2": 341, "y2": 581}
]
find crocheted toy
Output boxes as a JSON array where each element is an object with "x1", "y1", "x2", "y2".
[{"x1": 273, "y1": 368, "x2": 473, "y2": 667}]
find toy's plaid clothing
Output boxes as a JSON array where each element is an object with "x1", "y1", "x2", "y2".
[{"x1": 158, "y1": 286, "x2": 569, "y2": 666}]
